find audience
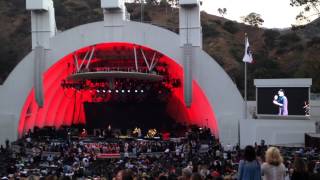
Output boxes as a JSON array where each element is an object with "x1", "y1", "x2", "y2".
[
  {"x1": 0, "y1": 126, "x2": 319, "y2": 180},
  {"x1": 308, "y1": 161, "x2": 320, "y2": 180}
]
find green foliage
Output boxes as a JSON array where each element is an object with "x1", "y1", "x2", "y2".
[
  {"x1": 290, "y1": 44, "x2": 305, "y2": 51},
  {"x1": 278, "y1": 33, "x2": 301, "y2": 47},
  {"x1": 213, "y1": 19, "x2": 222, "y2": 25},
  {"x1": 217, "y1": 8, "x2": 227, "y2": 17},
  {"x1": 275, "y1": 33, "x2": 303, "y2": 54},
  {"x1": 167, "y1": 0, "x2": 179, "y2": 7},
  {"x1": 9, "y1": 0, "x2": 25, "y2": 10},
  {"x1": 209, "y1": 53, "x2": 225, "y2": 67},
  {"x1": 202, "y1": 22, "x2": 220, "y2": 38},
  {"x1": 295, "y1": 58, "x2": 320, "y2": 92},
  {"x1": 160, "y1": 0, "x2": 169, "y2": 6},
  {"x1": 130, "y1": 10, "x2": 152, "y2": 22},
  {"x1": 275, "y1": 48, "x2": 290, "y2": 55},
  {"x1": 250, "y1": 51, "x2": 287, "y2": 79},
  {"x1": 54, "y1": 0, "x2": 102, "y2": 30},
  {"x1": 0, "y1": 37, "x2": 21, "y2": 83},
  {"x1": 263, "y1": 29, "x2": 280, "y2": 49},
  {"x1": 85, "y1": 0, "x2": 100, "y2": 8},
  {"x1": 201, "y1": 19, "x2": 220, "y2": 38},
  {"x1": 229, "y1": 45, "x2": 243, "y2": 60},
  {"x1": 290, "y1": 0, "x2": 320, "y2": 22},
  {"x1": 291, "y1": 24, "x2": 306, "y2": 31},
  {"x1": 222, "y1": 21, "x2": 239, "y2": 34},
  {"x1": 146, "y1": 0, "x2": 159, "y2": 6},
  {"x1": 307, "y1": 36, "x2": 320, "y2": 47},
  {"x1": 54, "y1": 0, "x2": 68, "y2": 17},
  {"x1": 241, "y1": 12, "x2": 264, "y2": 27}
]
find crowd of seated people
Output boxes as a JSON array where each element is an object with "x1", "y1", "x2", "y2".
[{"x1": 0, "y1": 126, "x2": 319, "y2": 180}]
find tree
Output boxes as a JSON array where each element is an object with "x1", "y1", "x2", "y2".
[
  {"x1": 223, "y1": 21, "x2": 239, "y2": 34},
  {"x1": 241, "y1": 12, "x2": 264, "y2": 27},
  {"x1": 146, "y1": 0, "x2": 159, "y2": 6},
  {"x1": 160, "y1": 0, "x2": 169, "y2": 6},
  {"x1": 168, "y1": 0, "x2": 179, "y2": 7},
  {"x1": 290, "y1": 0, "x2": 320, "y2": 22},
  {"x1": 217, "y1": 8, "x2": 227, "y2": 17},
  {"x1": 263, "y1": 29, "x2": 280, "y2": 49}
]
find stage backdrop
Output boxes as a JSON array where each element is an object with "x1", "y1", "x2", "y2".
[{"x1": 84, "y1": 101, "x2": 178, "y2": 133}]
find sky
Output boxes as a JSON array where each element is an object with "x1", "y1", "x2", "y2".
[{"x1": 201, "y1": 0, "x2": 310, "y2": 28}]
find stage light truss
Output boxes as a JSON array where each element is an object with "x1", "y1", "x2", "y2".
[
  {"x1": 72, "y1": 44, "x2": 161, "y2": 74},
  {"x1": 61, "y1": 44, "x2": 181, "y2": 102},
  {"x1": 61, "y1": 77, "x2": 181, "y2": 103}
]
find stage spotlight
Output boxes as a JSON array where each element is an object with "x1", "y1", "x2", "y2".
[
  {"x1": 127, "y1": 90, "x2": 131, "y2": 93},
  {"x1": 115, "y1": 90, "x2": 119, "y2": 93},
  {"x1": 141, "y1": 90, "x2": 144, "y2": 93},
  {"x1": 135, "y1": 90, "x2": 138, "y2": 93},
  {"x1": 108, "y1": 90, "x2": 112, "y2": 93},
  {"x1": 96, "y1": 90, "x2": 100, "y2": 93},
  {"x1": 121, "y1": 90, "x2": 125, "y2": 93},
  {"x1": 102, "y1": 90, "x2": 106, "y2": 93}
]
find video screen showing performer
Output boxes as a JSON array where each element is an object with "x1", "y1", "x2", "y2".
[
  {"x1": 257, "y1": 87, "x2": 309, "y2": 116},
  {"x1": 272, "y1": 89, "x2": 288, "y2": 116}
]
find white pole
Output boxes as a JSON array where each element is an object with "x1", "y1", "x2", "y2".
[
  {"x1": 141, "y1": 0, "x2": 144, "y2": 22},
  {"x1": 244, "y1": 61, "x2": 248, "y2": 119}
]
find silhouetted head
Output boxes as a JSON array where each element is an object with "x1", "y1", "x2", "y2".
[{"x1": 244, "y1": 145, "x2": 256, "y2": 162}]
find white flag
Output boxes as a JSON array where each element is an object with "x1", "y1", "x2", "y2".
[{"x1": 242, "y1": 36, "x2": 253, "y2": 63}]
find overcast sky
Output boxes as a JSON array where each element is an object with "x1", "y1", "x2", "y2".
[
  {"x1": 126, "y1": 0, "x2": 317, "y2": 28},
  {"x1": 201, "y1": 0, "x2": 310, "y2": 28}
]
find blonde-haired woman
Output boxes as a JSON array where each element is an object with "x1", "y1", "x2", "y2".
[{"x1": 261, "y1": 147, "x2": 286, "y2": 180}]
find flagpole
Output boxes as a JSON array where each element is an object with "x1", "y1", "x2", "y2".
[
  {"x1": 244, "y1": 33, "x2": 248, "y2": 120},
  {"x1": 244, "y1": 61, "x2": 247, "y2": 119}
]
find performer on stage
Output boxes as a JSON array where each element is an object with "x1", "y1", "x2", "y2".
[{"x1": 273, "y1": 89, "x2": 288, "y2": 116}]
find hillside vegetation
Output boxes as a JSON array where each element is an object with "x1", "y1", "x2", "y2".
[{"x1": 0, "y1": 0, "x2": 319, "y2": 98}]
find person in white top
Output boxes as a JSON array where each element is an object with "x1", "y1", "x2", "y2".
[{"x1": 261, "y1": 147, "x2": 286, "y2": 180}]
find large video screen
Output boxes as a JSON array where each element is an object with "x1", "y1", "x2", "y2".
[{"x1": 257, "y1": 87, "x2": 309, "y2": 116}]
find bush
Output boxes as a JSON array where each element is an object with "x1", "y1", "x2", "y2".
[
  {"x1": 275, "y1": 48, "x2": 289, "y2": 55},
  {"x1": 202, "y1": 23, "x2": 220, "y2": 38},
  {"x1": 10, "y1": 0, "x2": 25, "y2": 10},
  {"x1": 229, "y1": 46, "x2": 243, "y2": 61},
  {"x1": 130, "y1": 11, "x2": 152, "y2": 22},
  {"x1": 222, "y1": 21, "x2": 239, "y2": 34},
  {"x1": 263, "y1": 29, "x2": 280, "y2": 49},
  {"x1": 213, "y1": 19, "x2": 222, "y2": 25},
  {"x1": 307, "y1": 36, "x2": 320, "y2": 47},
  {"x1": 290, "y1": 44, "x2": 304, "y2": 51},
  {"x1": 251, "y1": 53, "x2": 285, "y2": 79},
  {"x1": 278, "y1": 33, "x2": 301, "y2": 47}
]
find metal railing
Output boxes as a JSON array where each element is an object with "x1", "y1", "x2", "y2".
[{"x1": 76, "y1": 67, "x2": 160, "y2": 75}]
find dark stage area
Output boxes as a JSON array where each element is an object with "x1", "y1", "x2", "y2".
[{"x1": 84, "y1": 101, "x2": 179, "y2": 134}]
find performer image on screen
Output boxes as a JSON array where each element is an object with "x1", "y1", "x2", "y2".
[
  {"x1": 303, "y1": 101, "x2": 310, "y2": 116},
  {"x1": 273, "y1": 89, "x2": 288, "y2": 116}
]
